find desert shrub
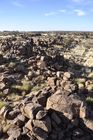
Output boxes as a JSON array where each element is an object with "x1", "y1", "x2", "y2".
[
  {"x1": 0, "y1": 101, "x2": 6, "y2": 109},
  {"x1": 86, "y1": 97, "x2": 93, "y2": 106}
]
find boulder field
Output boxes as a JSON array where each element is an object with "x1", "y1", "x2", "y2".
[{"x1": 0, "y1": 32, "x2": 93, "y2": 140}]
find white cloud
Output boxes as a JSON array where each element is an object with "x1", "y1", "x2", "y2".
[
  {"x1": 59, "y1": 9, "x2": 66, "y2": 13},
  {"x1": 74, "y1": 9, "x2": 86, "y2": 16},
  {"x1": 45, "y1": 9, "x2": 86, "y2": 17},
  {"x1": 12, "y1": 1, "x2": 24, "y2": 7},
  {"x1": 45, "y1": 9, "x2": 67, "y2": 16},
  {"x1": 44, "y1": 12, "x2": 57, "y2": 16}
]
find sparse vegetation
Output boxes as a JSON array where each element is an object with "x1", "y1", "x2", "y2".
[
  {"x1": 12, "y1": 82, "x2": 32, "y2": 93},
  {"x1": 31, "y1": 83, "x2": 47, "y2": 92},
  {"x1": 0, "y1": 92, "x2": 4, "y2": 97},
  {"x1": 0, "y1": 101, "x2": 6, "y2": 109},
  {"x1": 12, "y1": 84, "x2": 30, "y2": 91},
  {"x1": 7, "y1": 93, "x2": 22, "y2": 101},
  {"x1": 86, "y1": 97, "x2": 93, "y2": 106}
]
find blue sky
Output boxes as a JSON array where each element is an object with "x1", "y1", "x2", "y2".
[{"x1": 0, "y1": 0, "x2": 93, "y2": 31}]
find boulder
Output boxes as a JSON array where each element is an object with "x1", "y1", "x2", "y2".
[
  {"x1": 33, "y1": 116, "x2": 51, "y2": 133},
  {"x1": 46, "y1": 92, "x2": 82, "y2": 120},
  {"x1": 36, "y1": 110, "x2": 47, "y2": 120},
  {"x1": 83, "y1": 118, "x2": 93, "y2": 131},
  {"x1": 7, "y1": 126, "x2": 21, "y2": 139},
  {"x1": 32, "y1": 127, "x2": 48, "y2": 140},
  {"x1": 37, "y1": 60, "x2": 46, "y2": 70},
  {"x1": 51, "y1": 112, "x2": 61, "y2": 125},
  {"x1": 25, "y1": 119, "x2": 33, "y2": 131},
  {"x1": 23, "y1": 103, "x2": 43, "y2": 119},
  {"x1": 47, "y1": 77, "x2": 56, "y2": 87}
]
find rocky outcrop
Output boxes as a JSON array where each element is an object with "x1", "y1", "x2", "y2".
[{"x1": 0, "y1": 32, "x2": 93, "y2": 140}]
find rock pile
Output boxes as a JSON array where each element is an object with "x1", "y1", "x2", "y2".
[{"x1": 0, "y1": 33, "x2": 93, "y2": 140}]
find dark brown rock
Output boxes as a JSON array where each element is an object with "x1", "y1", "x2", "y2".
[
  {"x1": 32, "y1": 127, "x2": 48, "y2": 140},
  {"x1": 72, "y1": 128, "x2": 84, "y2": 138},
  {"x1": 51, "y1": 112, "x2": 61, "y2": 125},
  {"x1": 33, "y1": 116, "x2": 51, "y2": 133},
  {"x1": 4, "y1": 109, "x2": 20, "y2": 120},
  {"x1": 0, "y1": 126, "x2": 3, "y2": 138}
]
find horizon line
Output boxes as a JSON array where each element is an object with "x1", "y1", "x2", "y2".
[{"x1": 0, "y1": 30, "x2": 93, "y2": 32}]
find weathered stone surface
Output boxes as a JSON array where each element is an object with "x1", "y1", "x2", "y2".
[
  {"x1": 7, "y1": 110, "x2": 20, "y2": 120},
  {"x1": 83, "y1": 118, "x2": 93, "y2": 131},
  {"x1": 36, "y1": 110, "x2": 47, "y2": 120},
  {"x1": 51, "y1": 112, "x2": 61, "y2": 125},
  {"x1": 72, "y1": 128, "x2": 84, "y2": 138},
  {"x1": 7, "y1": 126, "x2": 21, "y2": 139},
  {"x1": 25, "y1": 119, "x2": 33, "y2": 131},
  {"x1": 47, "y1": 77, "x2": 56, "y2": 87},
  {"x1": 14, "y1": 64, "x2": 26, "y2": 73},
  {"x1": 0, "y1": 54, "x2": 5, "y2": 65},
  {"x1": 0, "y1": 126, "x2": 3, "y2": 138},
  {"x1": 12, "y1": 114, "x2": 26, "y2": 127},
  {"x1": 0, "y1": 82, "x2": 5, "y2": 90},
  {"x1": 58, "y1": 131, "x2": 64, "y2": 140},
  {"x1": 37, "y1": 90, "x2": 51, "y2": 107},
  {"x1": 56, "y1": 71, "x2": 61, "y2": 78},
  {"x1": 3, "y1": 89, "x2": 10, "y2": 95},
  {"x1": 79, "y1": 104, "x2": 87, "y2": 119},
  {"x1": 63, "y1": 72, "x2": 71, "y2": 79},
  {"x1": 23, "y1": 103, "x2": 43, "y2": 119},
  {"x1": 46, "y1": 93, "x2": 81, "y2": 120},
  {"x1": 84, "y1": 57, "x2": 93, "y2": 67},
  {"x1": 32, "y1": 127, "x2": 48, "y2": 140},
  {"x1": 33, "y1": 116, "x2": 51, "y2": 133},
  {"x1": 4, "y1": 108, "x2": 20, "y2": 120},
  {"x1": 37, "y1": 60, "x2": 46, "y2": 70}
]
